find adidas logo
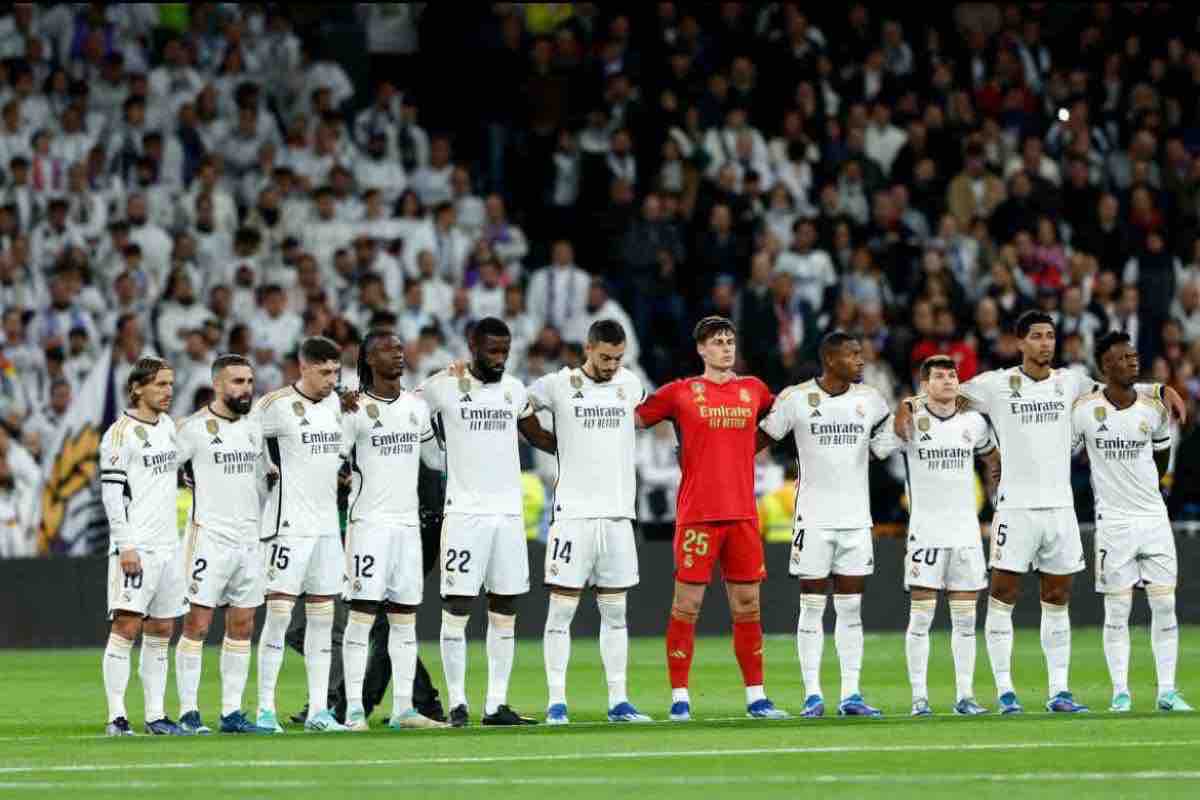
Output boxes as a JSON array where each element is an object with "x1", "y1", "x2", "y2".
[
  {"x1": 372, "y1": 420, "x2": 383, "y2": 429},
  {"x1": 668, "y1": 649, "x2": 688, "y2": 660},
  {"x1": 573, "y1": 391, "x2": 584, "y2": 399},
  {"x1": 299, "y1": 418, "x2": 310, "y2": 426},
  {"x1": 211, "y1": 436, "x2": 223, "y2": 445},
  {"x1": 1010, "y1": 391, "x2": 1022, "y2": 399},
  {"x1": 142, "y1": 440, "x2": 152, "y2": 448},
  {"x1": 811, "y1": 409, "x2": 822, "y2": 418},
  {"x1": 1098, "y1": 424, "x2": 1109, "y2": 432},
  {"x1": 920, "y1": 433, "x2": 932, "y2": 441},
  {"x1": 460, "y1": 394, "x2": 472, "y2": 402},
  {"x1": 282, "y1": 521, "x2": 290, "y2": 528}
]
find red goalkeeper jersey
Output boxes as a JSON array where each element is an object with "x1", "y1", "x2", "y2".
[{"x1": 637, "y1": 375, "x2": 773, "y2": 524}]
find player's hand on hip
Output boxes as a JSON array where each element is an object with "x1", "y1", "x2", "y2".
[{"x1": 119, "y1": 548, "x2": 142, "y2": 577}]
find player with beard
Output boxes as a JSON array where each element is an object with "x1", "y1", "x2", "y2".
[
  {"x1": 174, "y1": 354, "x2": 271, "y2": 734},
  {"x1": 893, "y1": 311, "x2": 1185, "y2": 714},
  {"x1": 340, "y1": 331, "x2": 448, "y2": 730},
  {"x1": 421, "y1": 317, "x2": 555, "y2": 726}
]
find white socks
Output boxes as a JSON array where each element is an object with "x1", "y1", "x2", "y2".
[
  {"x1": 905, "y1": 598, "x2": 935, "y2": 700},
  {"x1": 797, "y1": 594, "x2": 826, "y2": 699},
  {"x1": 985, "y1": 596, "x2": 1014, "y2": 695},
  {"x1": 949, "y1": 599, "x2": 977, "y2": 701},
  {"x1": 175, "y1": 636, "x2": 203, "y2": 715},
  {"x1": 139, "y1": 634, "x2": 170, "y2": 722},
  {"x1": 1148, "y1": 585, "x2": 1178, "y2": 694},
  {"x1": 597, "y1": 593, "x2": 629, "y2": 708},
  {"x1": 440, "y1": 609, "x2": 468, "y2": 710},
  {"x1": 486, "y1": 611, "x2": 516, "y2": 715},
  {"x1": 1040, "y1": 601, "x2": 1071, "y2": 697},
  {"x1": 220, "y1": 637, "x2": 252, "y2": 717},
  {"x1": 833, "y1": 594, "x2": 863, "y2": 700},
  {"x1": 342, "y1": 610, "x2": 374, "y2": 717},
  {"x1": 102, "y1": 632, "x2": 133, "y2": 722},
  {"x1": 543, "y1": 593, "x2": 579, "y2": 707},
  {"x1": 388, "y1": 612, "x2": 418, "y2": 717},
  {"x1": 304, "y1": 600, "x2": 335, "y2": 715},
  {"x1": 256, "y1": 598, "x2": 293, "y2": 713},
  {"x1": 1103, "y1": 591, "x2": 1132, "y2": 696}
]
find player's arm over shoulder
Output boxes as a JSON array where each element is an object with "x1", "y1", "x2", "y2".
[
  {"x1": 759, "y1": 382, "x2": 800, "y2": 441},
  {"x1": 636, "y1": 378, "x2": 679, "y2": 428},
  {"x1": 958, "y1": 369, "x2": 997, "y2": 411}
]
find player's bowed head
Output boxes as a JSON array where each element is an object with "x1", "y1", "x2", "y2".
[
  {"x1": 127, "y1": 356, "x2": 175, "y2": 417},
  {"x1": 297, "y1": 336, "x2": 341, "y2": 401},
  {"x1": 210, "y1": 353, "x2": 255, "y2": 418},
  {"x1": 468, "y1": 317, "x2": 513, "y2": 383},
  {"x1": 585, "y1": 318, "x2": 627, "y2": 382}
]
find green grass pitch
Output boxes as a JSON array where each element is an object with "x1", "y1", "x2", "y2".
[{"x1": 1, "y1": 627, "x2": 1198, "y2": 798}]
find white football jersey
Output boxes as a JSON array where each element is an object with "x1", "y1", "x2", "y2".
[
  {"x1": 252, "y1": 385, "x2": 344, "y2": 539},
  {"x1": 343, "y1": 389, "x2": 434, "y2": 527},
  {"x1": 760, "y1": 380, "x2": 891, "y2": 529},
  {"x1": 421, "y1": 371, "x2": 531, "y2": 516},
  {"x1": 99, "y1": 412, "x2": 179, "y2": 551},
  {"x1": 528, "y1": 366, "x2": 645, "y2": 521},
  {"x1": 960, "y1": 367, "x2": 1093, "y2": 509},
  {"x1": 175, "y1": 406, "x2": 265, "y2": 545},
  {"x1": 1072, "y1": 389, "x2": 1170, "y2": 522},
  {"x1": 875, "y1": 406, "x2": 994, "y2": 547}
]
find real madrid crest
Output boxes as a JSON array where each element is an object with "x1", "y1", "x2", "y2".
[
  {"x1": 504, "y1": 391, "x2": 513, "y2": 404},
  {"x1": 409, "y1": 412, "x2": 419, "y2": 427},
  {"x1": 366, "y1": 404, "x2": 380, "y2": 420},
  {"x1": 739, "y1": 388, "x2": 751, "y2": 403},
  {"x1": 808, "y1": 393, "x2": 820, "y2": 408},
  {"x1": 855, "y1": 403, "x2": 865, "y2": 418},
  {"x1": 962, "y1": 428, "x2": 972, "y2": 444},
  {"x1": 616, "y1": 386, "x2": 626, "y2": 400},
  {"x1": 205, "y1": 419, "x2": 219, "y2": 436},
  {"x1": 292, "y1": 401, "x2": 305, "y2": 417},
  {"x1": 1054, "y1": 381, "x2": 1064, "y2": 397},
  {"x1": 917, "y1": 417, "x2": 930, "y2": 432},
  {"x1": 1094, "y1": 407, "x2": 1107, "y2": 422},
  {"x1": 1139, "y1": 421, "x2": 1151, "y2": 435}
]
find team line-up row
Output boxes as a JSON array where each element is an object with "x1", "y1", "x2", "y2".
[{"x1": 96, "y1": 311, "x2": 1191, "y2": 735}]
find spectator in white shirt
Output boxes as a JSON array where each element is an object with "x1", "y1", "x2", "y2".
[
  {"x1": 481, "y1": 193, "x2": 529, "y2": 279},
  {"x1": 252, "y1": 284, "x2": 303, "y2": 365},
  {"x1": 451, "y1": 165, "x2": 485, "y2": 240},
  {"x1": 564, "y1": 278, "x2": 641, "y2": 366},
  {"x1": 468, "y1": 259, "x2": 506, "y2": 320},
  {"x1": 397, "y1": 281, "x2": 434, "y2": 344},
  {"x1": 411, "y1": 135, "x2": 453, "y2": 206},
  {"x1": 526, "y1": 239, "x2": 591, "y2": 331},
  {"x1": 864, "y1": 101, "x2": 907, "y2": 177},
  {"x1": 353, "y1": 81, "x2": 401, "y2": 150},
  {"x1": 30, "y1": 197, "x2": 84, "y2": 270},
  {"x1": 125, "y1": 192, "x2": 172, "y2": 282},
  {"x1": 415, "y1": 249, "x2": 454, "y2": 322},
  {"x1": 773, "y1": 217, "x2": 837, "y2": 311},
  {"x1": 155, "y1": 269, "x2": 212, "y2": 360},
  {"x1": 353, "y1": 129, "x2": 406, "y2": 205},
  {"x1": 404, "y1": 202, "x2": 471, "y2": 283}
]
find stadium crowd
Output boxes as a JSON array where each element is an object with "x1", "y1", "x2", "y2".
[{"x1": 3, "y1": 2, "x2": 1200, "y2": 556}]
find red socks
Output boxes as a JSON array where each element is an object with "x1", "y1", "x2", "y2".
[
  {"x1": 666, "y1": 615, "x2": 696, "y2": 689},
  {"x1": 733, "y1": 615, "x2": 764, "y2": 687}
]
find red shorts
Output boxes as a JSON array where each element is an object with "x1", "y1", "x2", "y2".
[{"x1": 674, "y1": 519, "x2": 766, "y2": 584}]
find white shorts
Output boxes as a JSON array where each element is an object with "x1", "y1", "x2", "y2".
[
  {"x1": 904, "y1": 542, "x2": 988, "y2": 592},
  {"x1": 184, "y1": 528, "x2": 264, "y2": 609},
  {"x1": 1094, "y1": 517, "x2": 1178, "y2": 593},
  {"x1": 262, "y1": 536, "x2": 345, "y2": 597},
  {"x1": 789, "y1": 527, "x2": 874, "y2": 579},
  {"x1": 989, "y1": 507, "x2": 1084, "y2": 575},
  {"x1": 343, "y1": 523, "x2": 423, "y2": 606},
  {"x1": 545, "y1": 518, "x2": 639, "y2": 590},
  {"x1": 439, "y1": 513, "x2": 529, "y2": 597},
  {"x1": 107, "y1": 545, "x2": 187, "y2": 620}
]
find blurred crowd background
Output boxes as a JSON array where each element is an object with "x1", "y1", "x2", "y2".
[{"x1": 2, "y1": 2, "x2": 1200, "y2": 557}]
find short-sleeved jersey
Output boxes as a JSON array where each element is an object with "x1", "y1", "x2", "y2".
[
  {"x1": 175, "y1": 406, "x2": 265, "y2": 545},
  {"x1": 760, "y1": 380, "x2": 891, "y2": 529},
  {"x1": 99, "y1": 412, "x2": 179, "y2": 551},
  {"x1": 637, "y1": 375, "x2": 773, "y2": 524},
  {"x1": 529, "y1": 366, "x2": 645, "y2": 521},
  {"x1": 960, "y1": 366, "x2": 1093, "y2": 510},
  {"x1": 343, "y1": 389, "x2": 434, "y2": 527},
  {"x1": 252, "y1": 385, "x2": 344, "y2": 539},
  {"x1": 1072, "y1": 389, "x2": 1170, "y2": 522},
  {"x1": 875, "y1": 406, "x2": 994, "y2": 547},
  {"x1": 421, "y1": 371, "x2": 531, "y2": 517}
]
